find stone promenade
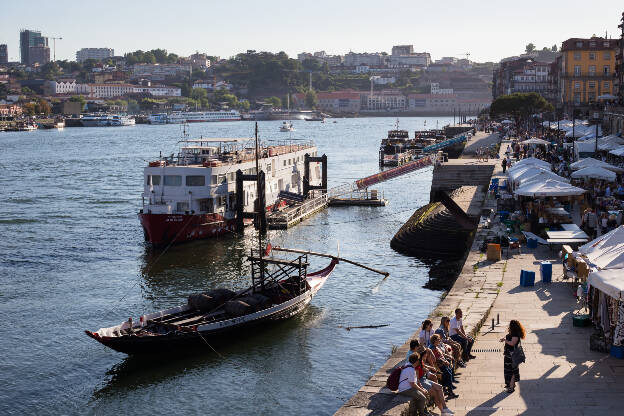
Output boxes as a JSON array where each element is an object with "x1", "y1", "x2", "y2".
[{"x1": 335, "y1": 139, "x2": 624, "y2": 415}]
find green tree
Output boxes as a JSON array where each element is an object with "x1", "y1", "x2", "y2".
[
  {"x1": 23, "y1": 102, "x2": 36, "y2": 115},
  {"x1": 305, "y1": 90, "x2": 318, "y2": 108},
  {"x1": 190, "y1": 88, "x2": 208, "y2": 101},
  {"x1": 266, "y1": 96, "x2": 282, "y2": 108},
  {"x1": 525, "y1": 43, "x2": 536, "y2": 53},
  {"x1": 21, "y1": 87, "x2": 35, "y2": 96},
  {"x1": 551, "y1": 44, "x2": 558, "y2": 52},
  {"x1": 489, "y1": 92, "x2": 553, "y2": 124},
  {"x1": 238, "y1": 100, "x2": 250, "y2": 111},
  {"x1": 70, "y1": 95, "x2": 86, "y2": 110},
  {"x1": 37, "y1": 98, "x2": 51, "y2": 116},
  {"x1": 127, "y1": 99, "x2": 140, "y2": 113}
]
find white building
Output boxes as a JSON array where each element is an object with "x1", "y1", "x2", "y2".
[
  {"x1": 76, "y1": 83, "x2": 135, "y2": 98},
  {"x1": 387, "y1": 53, "x2": 431, "y2": 68},
  {"x1": 192, "y1": 81, "x2": 233, "y2": 91},
  {"x1": 76, "y1": 48, "x2": 114, "y2": 63},
  {"x1": 344, "y1": 52, "x2": 385, "y2": 67},
  {"x1": 366, "y1": 91, "x2": 406, "y2": 110},
  {"x1": 133, "y1": 85, "x2": 181, "y2": 96},
  {"x1": 132, "y1": 64, "x2": 191, "y2": 80},
  {"x1": 431, "y1": 82, "x2": 454, "y2": 94},
  {"x1": 44, "y1": 78, "x2": 76, "y2": 95},
  {"x1": 373, "y1": 76, "x2": 396, "y2": 85}
]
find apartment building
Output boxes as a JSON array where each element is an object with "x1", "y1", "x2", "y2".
[
  {"x1": 559, "y1": 37, "x2": 618, "y2": 106},
  {"x1": 76, "y1": 48, "x2": 114, "y2": 63}
]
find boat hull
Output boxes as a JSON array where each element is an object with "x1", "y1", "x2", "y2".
[
  {"x1": 87, "y1": 294, "x2": 313, "y2": 354},
  {"x1": 139, "y1": 212, "x2": 234, "y2": 246}
]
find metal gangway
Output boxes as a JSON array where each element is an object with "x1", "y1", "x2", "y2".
[{"x1": 267, "y1": 135, "x2": 466, "y2": 229}]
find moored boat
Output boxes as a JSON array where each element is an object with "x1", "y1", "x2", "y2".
[
  {"x1": 139, "y1": 136, "x2": 320, "y2": 246},
  {"x1": 85, "y1": 250, "x2": 338, "y2": 354}
]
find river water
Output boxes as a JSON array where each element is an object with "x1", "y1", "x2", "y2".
[{"x1": 0, "y1": 116, "x2": 454, "y2": 415}]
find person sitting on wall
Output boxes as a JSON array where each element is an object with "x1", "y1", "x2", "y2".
[{"x1": 450, "y1": 308, "x2": 476, "y2": 361}]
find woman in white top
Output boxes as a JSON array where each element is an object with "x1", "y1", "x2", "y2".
[{"x1": 419, "y1": 319, "x2": 433, "y2": 347}]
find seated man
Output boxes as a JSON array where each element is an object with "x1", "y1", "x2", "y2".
[
  {"x1": 449, "y1": 308, "x2": 476, "y2": 361},
  {"x1": 397, "y1": 353, "x2": 428, "y2": 416}
]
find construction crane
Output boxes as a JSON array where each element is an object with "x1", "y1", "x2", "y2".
[{"x1": 50, "y1": 36, "x2": 62, "y2": 62}]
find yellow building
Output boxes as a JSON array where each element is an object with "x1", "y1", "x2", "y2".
[{"x1": 559, "y1": 37, "x2": 618, "y2": 106}]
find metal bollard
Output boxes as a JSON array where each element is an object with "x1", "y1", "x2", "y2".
[
  {"x1": 497, "y1": 313, "x2": 500, "y2": 325},
  {"x1": 492, "y1": 318, "x2": 495, "y2": 330}
]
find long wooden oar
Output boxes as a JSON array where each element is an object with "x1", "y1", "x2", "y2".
[{"x1": 272, "y1": 246, "x2": 389, "y2": 277}]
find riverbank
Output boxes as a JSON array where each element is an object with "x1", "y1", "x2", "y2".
[{"x1": 335, "y1": 137, "x2": 505, "y2": 415}]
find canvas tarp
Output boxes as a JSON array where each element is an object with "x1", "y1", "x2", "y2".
[{"x1": 514, "y1": 178, "x2": 586, "y2": 197}]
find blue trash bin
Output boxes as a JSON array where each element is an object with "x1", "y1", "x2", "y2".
[
  {"x1": 520, "y1": 270, "x2": 535, "y2": 286},
  {"x1": 540, "y1": 262, "x2": 552, "y2": 283}
]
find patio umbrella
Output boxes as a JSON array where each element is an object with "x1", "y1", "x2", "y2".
[
  {"x1": 569, "y1": 158, "x2": 624, "y2": 172},
  {"x1": 516, "y1": 170, "x2": 569, "y2": 186},
  {"x1": 521, "y1": 138, "x2": 550, "y2": 145},
  {"x1": 570, "y1": 166, "x2": 617, "y2": 181},
  {"x1": 515, "y1": 179, "x2": 586, "y2": 197}
]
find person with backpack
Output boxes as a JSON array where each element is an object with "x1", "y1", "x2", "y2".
[
  {"x1": 500, "y1": 320, "x2": 526, "y2": 393},
  {"x1": 394, "y1": 353, "x2": 428, "y2": 416}
]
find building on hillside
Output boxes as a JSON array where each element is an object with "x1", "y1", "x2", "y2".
[
  {"x1": 344, "y1": 52, "x2": 385, "y2": 67},
  {"x1": 20, "y1": 29, "x2": 48, "y2": 65},
  {"x1": 297, "y1": 51, "x2": 343, "y2": 67},
  {"x1": 192, "y1": 80, "x2": 233, "y2": 91},
  {"x1": 492, "y1": 57, "x2": 555, "y2": 101},
  {"x1": 0, "y1": 44, "x2": 8, "y2": 64},
  {"x1": 616, "y1": 12, "x2": 624, "y2": 105},
  {"x1": 76, "y1": 48, "x2": 114, "y2": 63},
  {"x1": 0, "y1": 104, "x2": 23, "y2": 116},
  {"x1": 316, "y1": 91, "x2": 361, "y2": 113},
  {"x1": 391, "y1": 45, "x2": 414, "y2": 56},
  {"x1": 291, "y1": 90, "x2": 361, "y2": 113},
  {"x1": 188, "y1": 53, "x2": 210, "y2": 68},
  {"x1": 133, "y1": 84, "x2": 181, "y2": 96},
  {"x1": 431, "y1": 82, "x2": 453, "y2": 94},
  {"x1": 44, "y1": 79, "x2": 77, "y2": 95},
  {"x1": 364, "y1": 90, "x2": 406, "y2": 110},
  {"x1": 132, "y1": 63, "x2": 191, "y2": 81},
  {"x1": 76, "y1": 83, "x2": 135, "y2": 98},
  {"x1": 387, "y1": 53, "x2": 431, "y2": 68},
  {"x1": 27, "y1": 46, "x2": 50, "y2": 66},
  {"x1": 436, "y1": 57, "x2": 459, "y2": 65},
  {"x1": 559, "y1": 37, "x2": 618, "y2": 108}
]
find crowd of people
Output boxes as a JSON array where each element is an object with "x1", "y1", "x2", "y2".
[
  {"x1": 394, "y1": 309, "x2": 526, "y2": 416},
  {"x1": 395, "y1": 309, "x2": 475, "y2": 415}
]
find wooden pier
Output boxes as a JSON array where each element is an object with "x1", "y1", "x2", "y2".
[
  {"x1": 328, "y1": 189, "x2": 387, "y2": 207},
  {"x1": 266, "y1": 191, "x2": 329, "y2": 229}
]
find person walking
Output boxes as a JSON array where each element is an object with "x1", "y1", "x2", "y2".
[
  {"x1": 500, "y1": 320, "x2": 526, "y2": 393},
  {"x1": 502, "y1": 158, "x2": 507, "y2": 173}
]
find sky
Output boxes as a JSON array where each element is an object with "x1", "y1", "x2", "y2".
[{"x1": 1, "y1": 0, "x2": 622, "y2": 63}]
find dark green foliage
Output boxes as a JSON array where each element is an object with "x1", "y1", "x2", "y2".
[{"x1": 489, "y1": 92, "x2": 554, "y2": 122}]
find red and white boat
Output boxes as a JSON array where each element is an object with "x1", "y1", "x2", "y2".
[{"x1": 139, "y1": 137, "x2": 320, "y2": 245}]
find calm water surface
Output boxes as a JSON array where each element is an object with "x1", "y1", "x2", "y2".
[{"x1": 0, "y1": 117, "x2": 453, "y2": 415}]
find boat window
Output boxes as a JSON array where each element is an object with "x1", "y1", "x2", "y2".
[
  {"x1": 163, "y1": 175, "x2": 182, "y2": 186},
  {"x1": 199, "y1": 198, "x2": 214, "y2": 213},
  {"x1": 211, "y1": 175, "x2": 218, "y2": 184},
  {"x1": 283, "y1": 160, "x2": 287, "y2": 167},
  {"x1": 186, "y1": 175, "x2": 205, "y2": 186},
  {"x1": 147, "y1": 175, "x2": 161, "y2": 185},
  {"x1": 176, "y1": 202, "x2": 189, "y2": 212}
]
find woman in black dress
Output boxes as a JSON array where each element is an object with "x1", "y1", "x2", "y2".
[{"x1": 500, "y1": 319, "x2": 525, "y2": 393}]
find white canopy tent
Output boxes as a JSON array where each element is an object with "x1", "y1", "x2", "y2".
[
  {"x1": 516, "y1": 170, "x2": 569, "y2": 186},
  {"x1": 566, "y1": 125, "x2": 594, "y2": 138},
  {"x1": 588, "y1": 270, "x2": 624, "y2": 299},
  {"x1": 508, "y1": 165, "x2": 550, "y2": 183},
  {"x1": 569, "y1": 157, "x2": 624, "y2": 172},
  {"x1": 508, "y1": 157, "x2": 552, "y2": 171},
  {"x1": 522, "y1": 138, "x2": 550, "y2": 145},
  {"x1": 501, "y1": 119, "x2": 514, "y2": 124},
  {"x1": 579, "y1": 226, "x2": 624, "y2": 255},
  {"x1": 570, "y1": 166, "x2": 617, "y2": 181},
  {"x1": 609, "y1": 146, "x2": 624, "y2": 157},
  {"x1": 597, "y1": 135, "x2": 624, "y2": 151},
  {"x1": 514, "y1": 178, "x2": 586, "y2": 197}
]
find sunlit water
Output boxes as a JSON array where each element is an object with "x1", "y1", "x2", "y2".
[{"x1": 0, "y1": 116, "x2": 454, "y2": 415}]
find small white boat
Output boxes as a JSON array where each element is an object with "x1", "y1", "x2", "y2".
[{"x1": 280, "y1": 121, "x2": 295, "y2": 132}]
